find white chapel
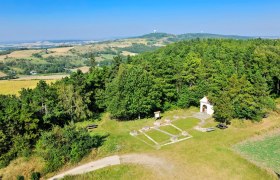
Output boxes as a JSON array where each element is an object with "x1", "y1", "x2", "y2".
[{"x1": 200, "y1": 96, "x2": 214, "y2": 115}]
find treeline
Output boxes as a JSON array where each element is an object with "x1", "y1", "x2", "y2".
[{"x1": 1, "y1": 39, "x2": 280, "y2": 170}]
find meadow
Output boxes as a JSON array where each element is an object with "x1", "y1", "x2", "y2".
[{"x1": 55, "y1": 108, "x2": 280, "y2": 180}]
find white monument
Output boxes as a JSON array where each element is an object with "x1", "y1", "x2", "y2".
[{"x1": 200, "y1": 96, "x2": 214, "y2": 115}]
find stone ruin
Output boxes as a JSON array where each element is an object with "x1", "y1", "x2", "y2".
[
  {"x1": 170, "y1": 136, "x2": 178, "y2": 142},
  {"x1": 182, "y1": 131, "x2": 189, "y2": 136},
  {"x1": 130, "y1": 130, "x2": 139, "y2": 136},
  {"x1": 154, "y1": 121, "x2": 161, "y2": 127},
  {"x1": 142, "y1": 126, "x2": 150, "y2": 132},
  {"x1": 165, "y1": 119, "x2": 171, "y2": 124}
]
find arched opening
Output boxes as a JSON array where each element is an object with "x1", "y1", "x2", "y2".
[{"x1": 202, "y1": 105, "x2": 207, "y2": 113}]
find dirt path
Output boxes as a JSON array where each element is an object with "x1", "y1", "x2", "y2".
[
  {"x1": 48, "y1": 154, "x2": 175, "y2": 180},
  {"x1": 120, "y1": 154, "x2": 175, "y2": 176}
]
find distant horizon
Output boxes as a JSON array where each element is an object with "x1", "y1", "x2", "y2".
[
  {"x1": 1, "y1": 0, "x2": 279, "y2": 42},
  {"x1": 1, "y1": 32, "x2": 280, "y2": 44}
]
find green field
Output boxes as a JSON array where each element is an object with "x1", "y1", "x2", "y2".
[{"x1": 236, "y1": 134, "x2": 280, "y2": 174}]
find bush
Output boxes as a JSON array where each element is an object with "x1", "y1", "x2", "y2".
[
  {"x1": 35, "y1": 125, "x2": 106, "y2": 173},
  {"x1": 17, "y1": 175, "x2": 24, "y2": 180},
  {"x1": 30, "y1": 172, "x2": 40, "y2": 180}
]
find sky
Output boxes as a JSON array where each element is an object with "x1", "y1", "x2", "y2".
[{"x1": 0, "y1": 0, "x2": 279, "y2": 41}]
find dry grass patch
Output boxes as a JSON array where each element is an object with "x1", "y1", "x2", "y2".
[
  {"x1": 0, "y1": 156, "x2": 45, "y2": 180},
  {"x1": 71, "y1": 66, "x2": 90, "y2": 73},
  {"x1": 121, "y1": 51, "x2": 137, "y2": 56},
  {"x1": 42, "y1": 47, "x2": 74, "y2": 58}
]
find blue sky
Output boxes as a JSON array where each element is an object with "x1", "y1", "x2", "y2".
[{"x1": 0, "y1": 0, "x2": 279, "y2": 41}]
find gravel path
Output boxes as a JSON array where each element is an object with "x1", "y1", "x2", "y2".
[
  {"x1": 49, "y1": 155, "x2": 120, "y2": 180},
  {"x1": 48, "y1": 154, "x2": 174, "y2": 180}
]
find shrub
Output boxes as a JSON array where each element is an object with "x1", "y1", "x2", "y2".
[
  {"x1": 35, "y1": 125, "x2": 106, "y2": 173},
  {"x1": 30, "y1": 172, "x2": 40, "y2": 180},
  {"x1": 17, "y1": 175, "x2": 24, "y2": 180}
]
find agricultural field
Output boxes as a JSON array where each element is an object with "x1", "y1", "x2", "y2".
[
  {"x1": 0, "y1": 79, "x2": 56, "y2": 95},
  {"x1": 0, "y1": 49, "x2": 41, "y2": 61},
  {"x1": 0, "y1": 47, "x2": 74, "y2": 61},
  {"x1": 15, "y1": 74, "x2": 69, "y2": 80}
]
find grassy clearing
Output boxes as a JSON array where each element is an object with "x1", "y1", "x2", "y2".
[
  {"x1": 62, "y1": 164, "x2": 157, "y2": 180},
  {"x1": 1, "y1": 107, "x2": 280, "y2": 180},
  {"x1": 61, "y1": 109, "x2": 280, "y2": 180},
  {"x1": 0, "y1": 80, "x2": 56, "y2": 95},
  {"x1": 235, "y1": 132, "x2": 280, "y2": 174}
]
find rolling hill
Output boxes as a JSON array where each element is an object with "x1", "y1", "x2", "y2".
[{"x1": 0, "y1": 33, "x2": 258, "y2": 79}]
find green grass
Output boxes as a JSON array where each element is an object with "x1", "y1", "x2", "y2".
[
  {"x1": 159, "y1": 125, "x2": 182, "y2": 135},
  {"x1": 135, "y1": 133, "x2": 156, "y2": 146},
  {"x1": 145, "y1": 129, "x2": 171, "y2": 143},
  {"x1": 62, "y1": 164, "x2": 156, "y2": 180},
  {"x1": 172, "y1": 117, "x2": 200, "y2": 130},
  {"x1": 236, "y1": 134, "x2": 280, "y2": 174}
]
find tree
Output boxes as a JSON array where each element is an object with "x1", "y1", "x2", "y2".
[
  {"x1": 181, "y1": 52, "x2": 202, "y2": 87},
  {"x1": 106, "y1": 65, "x2": 159, "y2": 120},
  {"x1": 56, "y1": 82, "x2": 92, "y2": 123},
  {"x1": 89, "y1": 53, "x2": 97, "y2": 70}
]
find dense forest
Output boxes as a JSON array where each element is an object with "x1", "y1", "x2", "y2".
[
  {"x1": 0, "y1": 39, "x2": 279, "y2": 172},
  {"x1": 131, "y1": 39, "x2": 280, "y2": 122}
]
